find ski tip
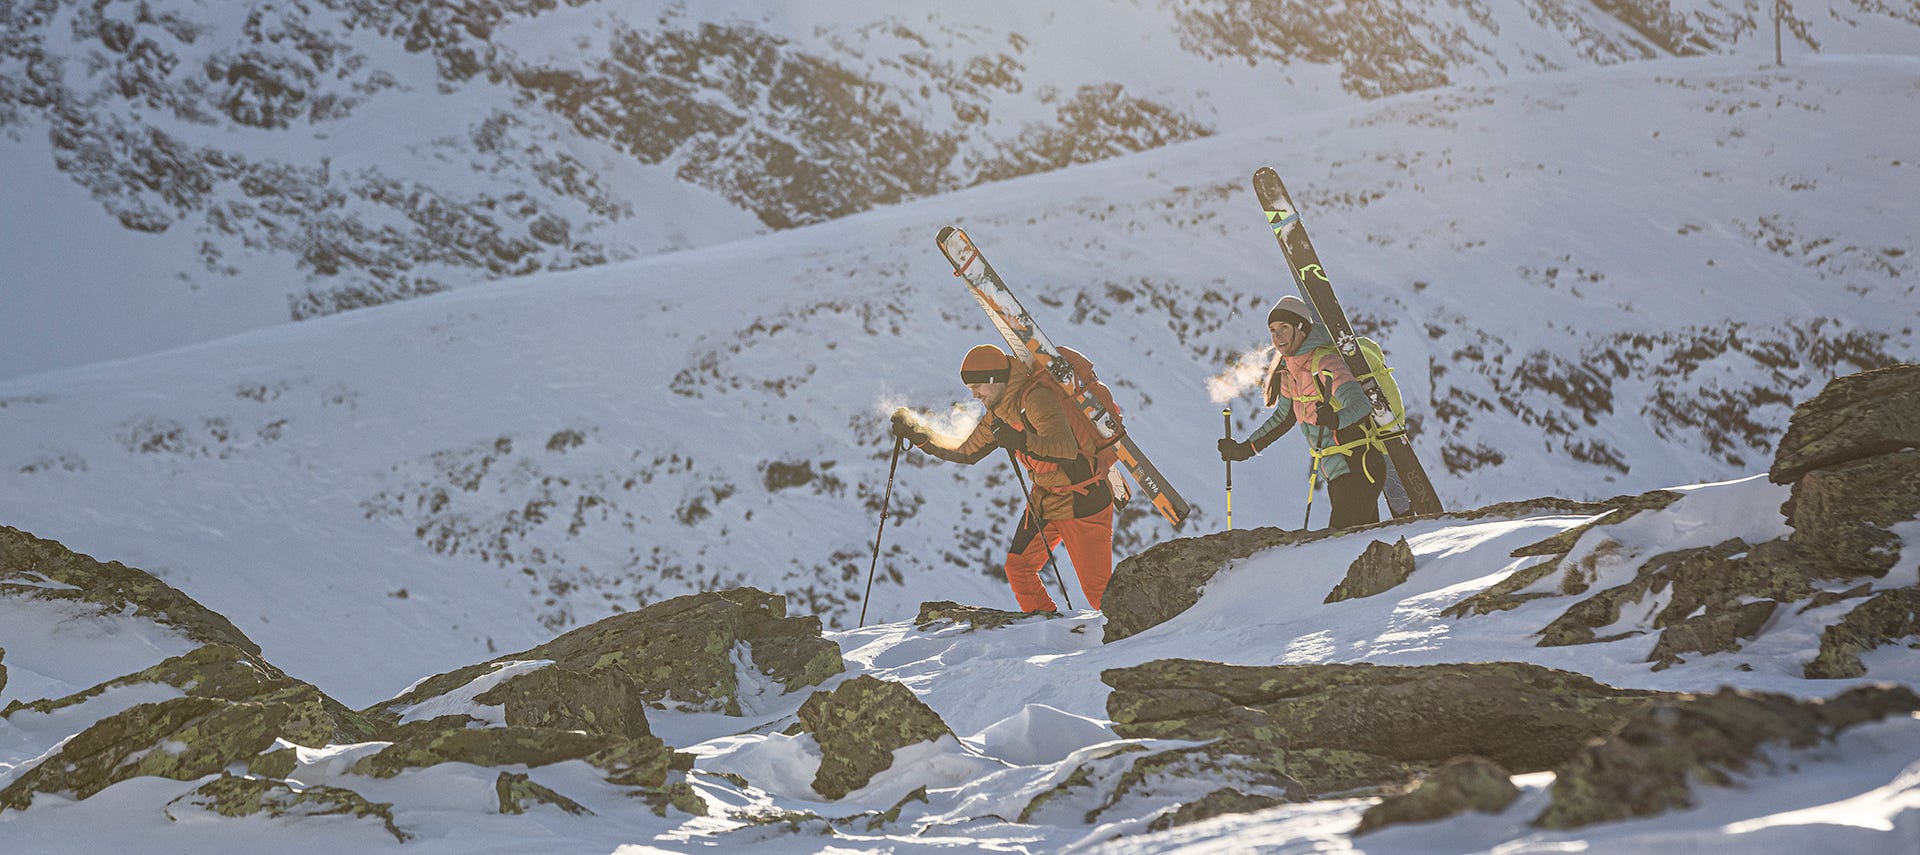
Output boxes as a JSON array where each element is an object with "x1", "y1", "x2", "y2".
[{"x1": 935, "y1": 225, "x2": 960, "y2": 245}]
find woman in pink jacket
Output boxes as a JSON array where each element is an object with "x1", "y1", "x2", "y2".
[{"x1": 1218, "y1": 296, "x2": 1386, "y2": 529}]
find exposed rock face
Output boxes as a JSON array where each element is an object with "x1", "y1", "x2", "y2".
[
  {"x1": 1107, "y1": 495, "x2": 1703, "y2": 642},
  {"x1": 1535, "y1": 685, "x2": 1920, "y2": 829},
  {"x1": 351, "y1": 725, "x2": 683, "y2": 786},
  {"x1": 167, "y1": 773, "x2": 410, "y2": 843},
  {"x1": 1648, "y1": 600, "x2": 1778, "y2": 670},
  {"x1": 0, "y1": 525, "x2": 257, "y2": 654},
  {"x1": 1103, "y1": 527, "x2": 1319, "y2": 642},
  {"x1": 1535, "y1": 538, "x2": 1784, "y2": 648},
  {"x1": 1781, "y1": 450, "x2": 1920, "y2": 577},
  {"x1": 1105, "y1": 660, "x2": 1664, "y2": 794},
  {"x1": 1147, "y1": 787, "x2": 1294, "y2": 832},
  {"x1": 495, "y1": 771, "x2": 593, "y2": 816},
  {"x1": 1804, "y1": 588, "x2": 1920, "y2": 679},
  {"x1": 1353, "y1": 756, "x2": 1519, "y2": 836},
  {"x1": 796, "y1": 675, "x2": 951, "y2": 800},
  {"x1": 914, "y1": 601, "x2": 1052, "y2": 631},
  {"x1": 471, "y1": 665, "x2": 654, "y2": 740},
  {"x1": 2, "y1": 643, "x2": 377, "y2": 744},
  {"x1": 367, "y1": 588, "x2": 843, "y2": 718},
  {"x1": 1771, "y1": 364, "x2": 1920, "y2": 483},
  {"x1": 1768, "y1": 365, "x2": 1920, "y2": 576},
  {"x1": 1325, "y1": 538, "x2": 1417, "y2": 603},
  {"x1": 1506, "y1": 491, "x2": 1685, "y2": 558},
  {"x1": 0, "y1": 696, "x2": 322, "y2": 812}
]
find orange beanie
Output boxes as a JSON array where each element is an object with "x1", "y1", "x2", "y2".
[{"x1": 960, "y1": 344, "x2": 1011, "y2": 383}]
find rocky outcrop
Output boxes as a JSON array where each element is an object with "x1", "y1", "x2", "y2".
[
  {"x1": 1325, "y1": 538, "x2": 1417, "y2": 603},
  {"x1": 1770, "y1": 364, "x2": 1920, "y2": 483},
  {"x1": 1804, "y1": 588, "x2": 1920, "y2": 679},
  {"x1": 1647, "y1": 600, "x2": 1778, "y2": 670},
  {"x1": 1535, "y1": 685, "x2": 1920, "y2": 829},
  {"x1": 1506, "y1": 490, "x2": 1685, "y2": 558},
  {"x1": 1772, "y1": 365, "x2": 1920, "y2": 575},
  {"x1": 495, "y1": 771, "x2": 593, "y2": 816},
  {"x1": 1102, "y1": 527, "x2": 1321, "y2": 642},
  {"x1": 367, "y1": 588, "x2": 843, "y2": 719},
  {"x1": 915, "y1": 601, "x2": 1053, "y2": 631},
  {"x1": 0, "y1": 696, "x2": 331, "y2": 812},
  {"x1": 470, "y1": 665, "x2": 654, "y2": 740},
  {"x1": 1147, "y1": 787, "x2": 1293, "y2": 832},
  {"x1": 0, "y1": 525, "x2": 257, "y2": 654},
  {"x1": 1106, "y1": 494, "x2": 1705, "y2": 642},
  {"x1": 350, "y1": 725, "x2": 684, "y2": 786},
  {"x1": 1, "y1": 643, "x2": 377, "y2": 744},
  {"x1": 1353, "y1": 757, "x2": 1519, "y2": 836},
  {"x1": 166, "y1": 773, "x2": 409, "y2": 843},
  {"x1": 1105, "y1": 660, "x2": 1664, "y2": 794},
  {"x1": 796, "y1": 676, "x2": 951, "y2": 800}
]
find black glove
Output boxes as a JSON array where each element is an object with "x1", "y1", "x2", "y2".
[
  {"x1": 890, "y1": 409, "x2": 929, "y2": 445},
  {"x1": 1218, "y1": 437, "x2": 1255, "y2": 462},
  {"x1": 990, "y1": 419, "x2": 1027, "y2": 452},
  {"x1": 1314, "y1": 400, "x2": 1340, "y2": 429}
]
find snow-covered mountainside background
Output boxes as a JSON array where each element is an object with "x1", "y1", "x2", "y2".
[{"x1": 3, "y1": 0, "x2": 1920, "y2": 850}]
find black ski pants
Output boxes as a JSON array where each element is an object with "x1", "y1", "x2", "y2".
[{"x1": 1325, "y1": 446, "x2": 1386, "y2": 530}]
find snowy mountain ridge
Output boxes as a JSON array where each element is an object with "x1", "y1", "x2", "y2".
[
  {"x1": 5, "y1": 0, "x2": 1919, "y2": 377},
  {"x1": 3, "y1": 52, "x2": 1918, "y2": 701}
]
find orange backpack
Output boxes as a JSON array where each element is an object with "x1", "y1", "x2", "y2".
[{"x1": 1052, "y1": 347, "x2": 1126, "y2": 475}]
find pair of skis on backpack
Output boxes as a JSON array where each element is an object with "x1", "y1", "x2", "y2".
[{"x1": 933, "y1": 167, "x2": 1445, "y2": 530}]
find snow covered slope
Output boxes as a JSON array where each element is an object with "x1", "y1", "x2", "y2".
[
  {"x1": 1, "y1": 54, "x2": 1917, "y2": 704},
  {"x1": 4, "y1": 0, "x2": 1918, "y2": 377},
  {"x1": 3, "y1": 473, "x2": 1917, "y2": 852}
]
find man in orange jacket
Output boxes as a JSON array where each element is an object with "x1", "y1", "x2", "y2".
[{"x1": 892, "y1": 344, "x2": 1115, "y2": 613}]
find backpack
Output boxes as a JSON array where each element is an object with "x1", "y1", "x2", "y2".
[
  {"x1": 1046, "y1": 346, "x2": 1126, "y2": 475},
  {"x1": 1315, "y1": 336, "x2": 1405, "y2": 437},
  {"x1": 1287, "y1": 336, "x2": 1404, "y2": 488}
]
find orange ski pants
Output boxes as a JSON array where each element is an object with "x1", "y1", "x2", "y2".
[{"x1": 1005, "y1": 505, "x2": 1113, "y2": 612}]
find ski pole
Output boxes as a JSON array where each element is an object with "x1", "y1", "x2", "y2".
[
  {"x1": 1006, "y1": 450, "x2": 1073, "y2": 610},
  {"x1": 1303, "y1": 456, "x2": 1317, "y2": 531},
  {"x1": 858, "y1": 436, "x2": 906, "y2": 628},
  {"x1": 1223, "y1": 407, "x2": 1233, "y2": 531}
]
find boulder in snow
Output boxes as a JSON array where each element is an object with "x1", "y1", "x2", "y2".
[
  {"x1": 1352, "y1": 756, "x2": 1519, "y2": 836},
  {"x1": 1535, "y1": 684, "x2": 1920, "y2": 829},
  {"x1": 167, "y1": 773, "x2": 410, "y2": 842},
  {"x1": 367, "y1": 587, "x2": 843, "y2": 718},
  {"x1": 1770, "y1": 363, "x2": 1920, "y2": 484},
  {"x1": 1324, "y1": 537, "x2": 1417, "y2": 603},
  {"x1": 795, "y1": 675, "x2": 951, "y2": 800},
  {"x1": 1804, "y1": 587, "x2": 1920, "y2": 679},
  {"x1": 1105, "y1": 659, "x2": 1665, "y2": 794}
]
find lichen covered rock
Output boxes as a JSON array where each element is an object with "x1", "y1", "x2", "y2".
[
  {"x1": 796, "y1": 675, "x2": 951, "y2": 799},
  {"x1": 1780, "y1": 450, "x2": 1920, "y2": 578},
  {"x1": 167, "y1": 773, "x2": 410, "y2": 842},
  {"x1": 2, "y1": 643, "x2": 377, "y2": 744},
  {"x1": 1105, "y1": 659, "x2": 1663, "y2": 794},
  {"x1": 1804, "y1": 587, "x2": 1920, "y2": 679},
  {"x1": 1325, "y1": 537, "x2": 1417, "y2": 603},
  {"x1": 1353, "y1": 756, "x2": 1519, "y2": 835},
  {"x1": 1770, "y1": 363, "x2": 1920, "y2": 484},
  {"x1": 350, "y1": 725, "x2": 682, "y2": 787},
  {"x1": 0, "y1": 525, "x2": 257, "y2": 653},
  {"x1": 495, "y1": 771, "x2": 593, "y2": 816},
  {"x1": 1, "y1": 697, "x2": 314, "y2": 812},
  {"x1": 915, "y1": 601, "x2": 1052, "y2": 631},
  {"x1": 472, "y1": 664, "x2": 654, "y2": 740},
  {"x1": 1536, "y1": 684, "x2": 1920, "y2": 829},
  {"x1": 1102, "y1": 527, "x2": 1317, "y2": 642},
  {"x1": 1147, "y1": 786, "x2": 1293, "y2": 832},
  {"x1": 367, "y1": 587, "x2": 843, "y2": 718}
]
